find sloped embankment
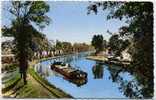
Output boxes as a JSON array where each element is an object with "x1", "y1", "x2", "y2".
[{"x1": 2, "y1": 68, "x2": 72, "y2": 98}]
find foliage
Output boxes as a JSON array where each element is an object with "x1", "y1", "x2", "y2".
[
  {"x1": 88, "y1": 1, "x2": 153, "y2": 98},
  {"x1": 91, "y1": 34, "x2": 104, "y2": 54},
  {"x1": 61, "y1": 42, "x2": 73, "y2": 54},
  {"x1": 2, "y1": 1, "x2": 50, "y2": 84},
  {"x1": 109, "y1": 34, "x2": 130, "y2": 56},
  {"x1": 73, "y1": 43, "x2": 91, "y2": 52},
  {"x1": 55, "y1": 40, "x2": 63, "y2": 50},
  {"x1": 107, "y1": 65, "x2": 143, "y2": 98},
  {"x1": 55, "y1": 40, "x2": 92, "y2": 54},
  {"x1": 32, "y1": 35, "x2": 52, "y2": 51}
]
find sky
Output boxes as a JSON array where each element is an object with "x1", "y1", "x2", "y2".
[{"x1": 2, "y1": 1, "x2": 128, "y2": 44}]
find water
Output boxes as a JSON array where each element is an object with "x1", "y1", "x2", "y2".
[{"x1": 35, "y1": 52, "x2": 137, "y2": 98}]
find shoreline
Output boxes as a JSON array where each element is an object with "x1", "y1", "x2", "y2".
[
  {"x1": 30, "y1": 57, "x2": 74, "y2": 98},
  {"x1": 28, "y1": 67, "x2": 73, "y2": 98},
  {"x1": 86, "y1": 56, "x2": 131, "y2": 67},
  {"x1": 2, "y1": 54, "x2": 75, "y2": 98},
  {"x1": 29, "y1": 51, "x2": 94, "y2": 98}
]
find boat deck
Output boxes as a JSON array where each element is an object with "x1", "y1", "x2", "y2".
[{"x1": 55, "y1": 65, "x2": 76, "y2": 73}]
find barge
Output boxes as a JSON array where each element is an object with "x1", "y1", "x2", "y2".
[{"x1": 51, "y1": 61, "x2": 87, "y2": 80}]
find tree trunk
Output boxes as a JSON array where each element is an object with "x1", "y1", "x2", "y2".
[{"x1": 19, "y1": 54, "x2": 28, "y2": 85}]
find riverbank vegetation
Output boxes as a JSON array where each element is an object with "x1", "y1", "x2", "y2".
[
  {"x1": 91, "y1": 34, "x2": 105, "y2": 54},
  {"x1": 88, "y1": 2, "x2": 153, "y2": 98},
  {"x1": 2, "y1": 1, "x2": 51, "y2": 84}
]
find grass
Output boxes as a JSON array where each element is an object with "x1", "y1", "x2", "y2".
[
  {"x1": 2, "y1": 72, "x2": 21, "y2": 93},
  {"x1": 28, "y1": 68, "x2": 72, "y2": 98},
  {"x1": 2, "y1": 67, "x2": 72, "y2": 98},
  {"x1": 14, "y1": 79, "x2": 54, "y2": 98},
  {"x1": 2, "y1": 72, "x2": 57, "y2": 98},
  {"x1": 2, "y1": 56, "x2": 73, "y2": 98}
]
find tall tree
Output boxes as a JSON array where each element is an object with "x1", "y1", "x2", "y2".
[
  {"x1": 2, "y1": 1, "x2": 50, "y2": 84},
  {"x1": 91, "y1": 34, "x2": 104, "y2": 54},
  {"x1": 88, "y1": 2, "x2": 153, "y2": 98}
]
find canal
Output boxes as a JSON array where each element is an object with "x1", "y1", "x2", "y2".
[{"x1": 34, "y1": 52, "x2": 140, "y2": 98}]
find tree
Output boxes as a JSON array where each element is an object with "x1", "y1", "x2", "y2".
[
  {"x1": 103, "y1": 39, "x2": 107, "y2": 50},
  {"x1": 2, "y1": 1, "x2": 50, "y2": 84},
  {"x1": 91, "y1": 34, "x2": 104, "y2": 54},
  {"x1": 108, "y1": 34, "x2": 130, "y2": 57},
  {"x1": 88, "y1": 2, "x2": 153, "y2": 98},
  {"x1": 55, "y1": 40, "x2": 63, "y2": 50},
  {"x1": 108, "y1": 34, "x2": 119, "y2": 54},
  {"x1": 73, "y1": 43, "x2": 91, "y2": 52},
  {"x1": 62, "y1": 42, "x2": 73, "y2": 54}
]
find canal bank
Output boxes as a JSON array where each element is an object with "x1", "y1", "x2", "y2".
[
  {"x1": 28, "y1": 57, "x2": 74, "y2": 98},
  {"x1": 28, "y1": 67, "x2": 72, "y2": 98},
  {"x1": 86, "y1": 56, "x2": 131, "y2": 67},
  {"x1": 2, "y1": 57, "x2": 73, "y2": 98}
]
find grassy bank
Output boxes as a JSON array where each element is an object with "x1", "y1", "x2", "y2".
[
  {"x1": 2, "y1": 59, "x2": 73, "y2": 98},
  {"x1": 2, "y1": 68, "x2": 72, "y2": 98},
  {"x1": 3, "y1": 74, "x2": 56, "y2": 98},
  {"x1": 2, "y1": 71, "x2": 21, "y2": 93},
  {"x1": 28, "y1": 68, "x2": 72, "y2": 98}
]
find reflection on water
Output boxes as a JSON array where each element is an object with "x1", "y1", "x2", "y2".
[
  {"x1": 34, "y1": 52, "x2": 152, "y2": 98},
  {"x1": 92, "y1": 62, "x2": 104, "y2": 79},
  {"x1": 107, "y1": 64, "x2": 143, "y2": 98},
  {"x1": 107, "y1": 64, "x2": 123, "y2": 82},
  {"x1": 64, "y1": 78, "x2": 88, "y2": 87}
]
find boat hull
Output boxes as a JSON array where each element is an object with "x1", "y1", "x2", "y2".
[{"x1": 51, "y1": 64, "x2": 87, "y2": 80}]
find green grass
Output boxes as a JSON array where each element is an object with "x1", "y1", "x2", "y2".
[
  {"x1": 2, "y1": 72, "x2": 21, "y2": 93},
  {"x1": 15, "y1": 81, "x2": 44, "y2": 98},
  {"x1": 28, "y1": 68, "x2": 72, "y2": 98},
  {"x1": 3, "y1": 73, "x2": 56, "y2": 98},
  {"x1": 2, "y1": 59, "x2": 72, "y2": 98},
  {"x1": 13, "y1": 80, "x2": 47, "y2": 98}
]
